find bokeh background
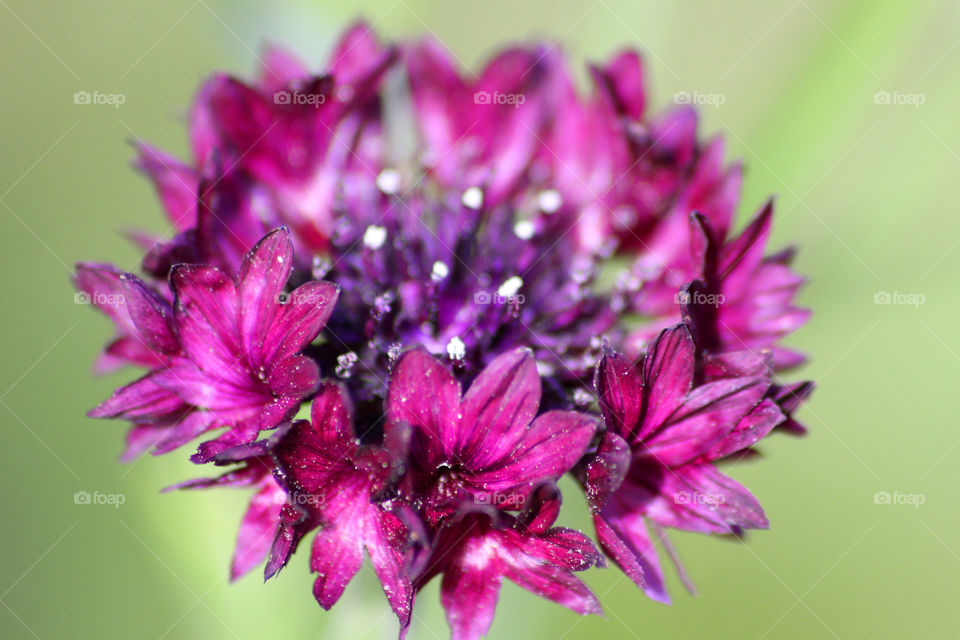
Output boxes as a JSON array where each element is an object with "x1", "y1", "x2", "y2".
[{"x1": 1, "y1": 0, "x2": 956, "y2": 638}]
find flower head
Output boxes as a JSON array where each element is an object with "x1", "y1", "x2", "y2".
[{"x1": 75, "y1": 19, "x2": 814, "y2": 639}]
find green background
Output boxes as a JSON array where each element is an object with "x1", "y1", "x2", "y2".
[{"x1": 0, "y1": 1, "x2": 955, "y2": 638}]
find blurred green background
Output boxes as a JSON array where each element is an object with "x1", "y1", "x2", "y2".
[{"x1": 1, "y1": 0, "x2": 956, "y2": 638}]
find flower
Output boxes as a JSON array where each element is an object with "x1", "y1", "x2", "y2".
[
  {"x1": 386, "y1": 347, "x2": 597, "y2": 525},
  {"x1": 85, "y1": 227, "x2": 339, "y2": 461},
  {"x1": 585, "y1": 324, "x2": 785, "y2": 602},
  {"x1": 269, "y1": 382, "x2": 413, "y2": 623},
  {"x1": 74, "y1": 18, "x2": 814, "y2": 638},
  {"x1": 413, "y1": 487, "x2": 602, "y2": 640}
]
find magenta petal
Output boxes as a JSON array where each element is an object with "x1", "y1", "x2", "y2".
[
  {"x1": 406, "y1": 40, "x2": 467, "y2": 183},
  {"x1": 267, "y1": 354, "x2": 320, "y2": 397},
  {"x1": 580, "y1": 430, "x2": 632, "y2": 510},
  {"x1": 236, "y1": 227, "x2": 294, "y2": 360},
  {"x1": 500, "y1": 551, "x2": 601, "y2": 617},
  {"x1": 152, "y1": 410, "x2": 217, "y2": 455},
  {"x1": 707, "y1": 398, "x2": 784, "y2": 460},
  {"x1": 231, "y1": 478, "x2": 285, "y2": 581},
  {"x1": 133, "y1": 143, "x2": 198, "y2": 231},
  {"x1": 310, "y1": 485, "x2": 367, "y2": 609},
  {"x1": 88, "y1": 372, "x2": 186, "y2": 420},
  {"x1": 595, "y1": 504, "x2": 669, "y2": 603},
  {"x1": 326, "y1": 20, "x2": 385, "y2": 84},
  {"x1": 119, "y1": 424, "x2": 168, "y2": 462},
  {"x1": 523, "y1": 527, "x2": 604, "y2": 572},
  {"x1": 596, "y1": 351, "x2": 643, "y2": 440},
  {"x1": 151, "y1": 362, "x2": 261, "y2": 411},
  {"x1": 459, "y1": 348, "x2": 541, "y2": 467},
  {"x1": 170, "y1": 264, "x2": 242, "y2": 383},
  {"x1": 387, "y1": 348, "x2": 460, "y2": 464},
  {"x1": 275, "y1": 387, "x2": 357, "y2": 494},
  {"x1": 439, "y1": 547, "x2": 503, "y2": 640},
  {"x1": 258, "y1": 44, "x2": 308, "y2": 92},
  {"x1": 365, "y1": 508, "x2": 413, "y2": 624},
  {"x1": 262, "y1": 280, "x2": 339, "y2": 363},
  {"x1": 642, "y1": 376, "x2": 768, "y2": 467},
  {"x1": 474, "y1": 410, "x2": 596, "y2": 495},
  {"x1": 121, "y1": 275, "x2": 177, "y2": 355},
  {"x1": 191, "y1": 422, "x2": 264, "y2": 464},
  {"x1": 720, "y1": 201, "x2": 773, "y2": 295},
  {"x1": 644, "y1": 465, "x2": 768, "y2": 534},
  {"x1": 596, "y1": 49, "x2": 646, "y2": 120},
  {"x1": 637, "y1": 324, "x2": 695, "y2": 440},
  {"x1": 265, "y1": 503, "x2": 314, "y2": 580}
]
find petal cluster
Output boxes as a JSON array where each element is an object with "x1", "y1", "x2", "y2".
[{"x1": 75, "y1": 20, "x2": 813, "y2": 640}]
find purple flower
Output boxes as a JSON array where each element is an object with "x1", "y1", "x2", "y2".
[
  {"x1": 85, "y1": 227, "x2": 339, "y2": 461},
  {"x1": 414, "y1": 489, "x2": 603, "y2": 640},
  {"x1": 387, "y1": 347, "x2": 597, "y2": 526},
  {"x1": 585, "y1": 324, "x2": 784, "y2": 602},
  {"x1": 269, "y1": 382, "x2": 413, "y2": 623},
  {"x1": 74, "y1": 19, "x2": 815, "y2": 638}
]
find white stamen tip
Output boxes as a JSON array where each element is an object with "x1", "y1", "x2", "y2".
[
  {"x1": 537, "y1": 189, "x2": 562, "y2": 213},
  {"x1": 363, "y1": 225, "x2": 387, "y2": 250},
  {"x1": 376, "y1": 169, "x2": 401, "y2": 194},
  {"x1": 446, "y1": 336, "x2": 466, "y2": 360},
  {"x1": 497, "y1": 276, "x2": 523, "y2": 298},
  {"x1": 513, "y1": 220, "x2": 535, "y2": 239},
  {"x1": 461, "y1": 186, "x2": 484, "y2": 210},
  {"x1": 431, "y1": 261, "x2": 450, "y2": 282}
]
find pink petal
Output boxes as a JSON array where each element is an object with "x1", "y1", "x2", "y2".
[
  {"x1": 459, "y1": 348, "x2": 541, "y2": 468},
  {"x1": 132, "y1": 143, "x2": 198, "y2": 231},
  {"x1": 309, "y1": 485, "x2": 367, "y2": 609},
  {"x1": 387, "y1": 348, "x2": 461, "y2": 466},
  {"x1": 595, "y1": 499, "x2": 669, "y2": 603},
  {"x1": 439, "y1": 543, "x2": 503, "y2": 640},
  {"x1": 170, "y1": 263, "x2": 244, "y2": 385},
  {"x1": 641, "y1": 376, "x2": 768, "y2": 467},
  {"x1": 595, "y1": 351, "x2": 643, "y2": 440},
  {"x1": 88, "y1": 371, "x2": 186, "y2": 420},
  {"x1": 236, "y1": 228, "x2": 294, "y2": 363},
  {"x1": 644, "y1": 464, "x2": 768, "y2": 534},
  {"x1": 262, "y1": 280, "x2": 339, "y2": 363},
  {"x1": 231, "y1": 478, "x2": 285, "y2": 581},
  {"x1": 637, "y1": 324, "x2": 695, "y2": 440},
  {"x1": 473, "y1": 410, "x2": 596, "y2": 496}
]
